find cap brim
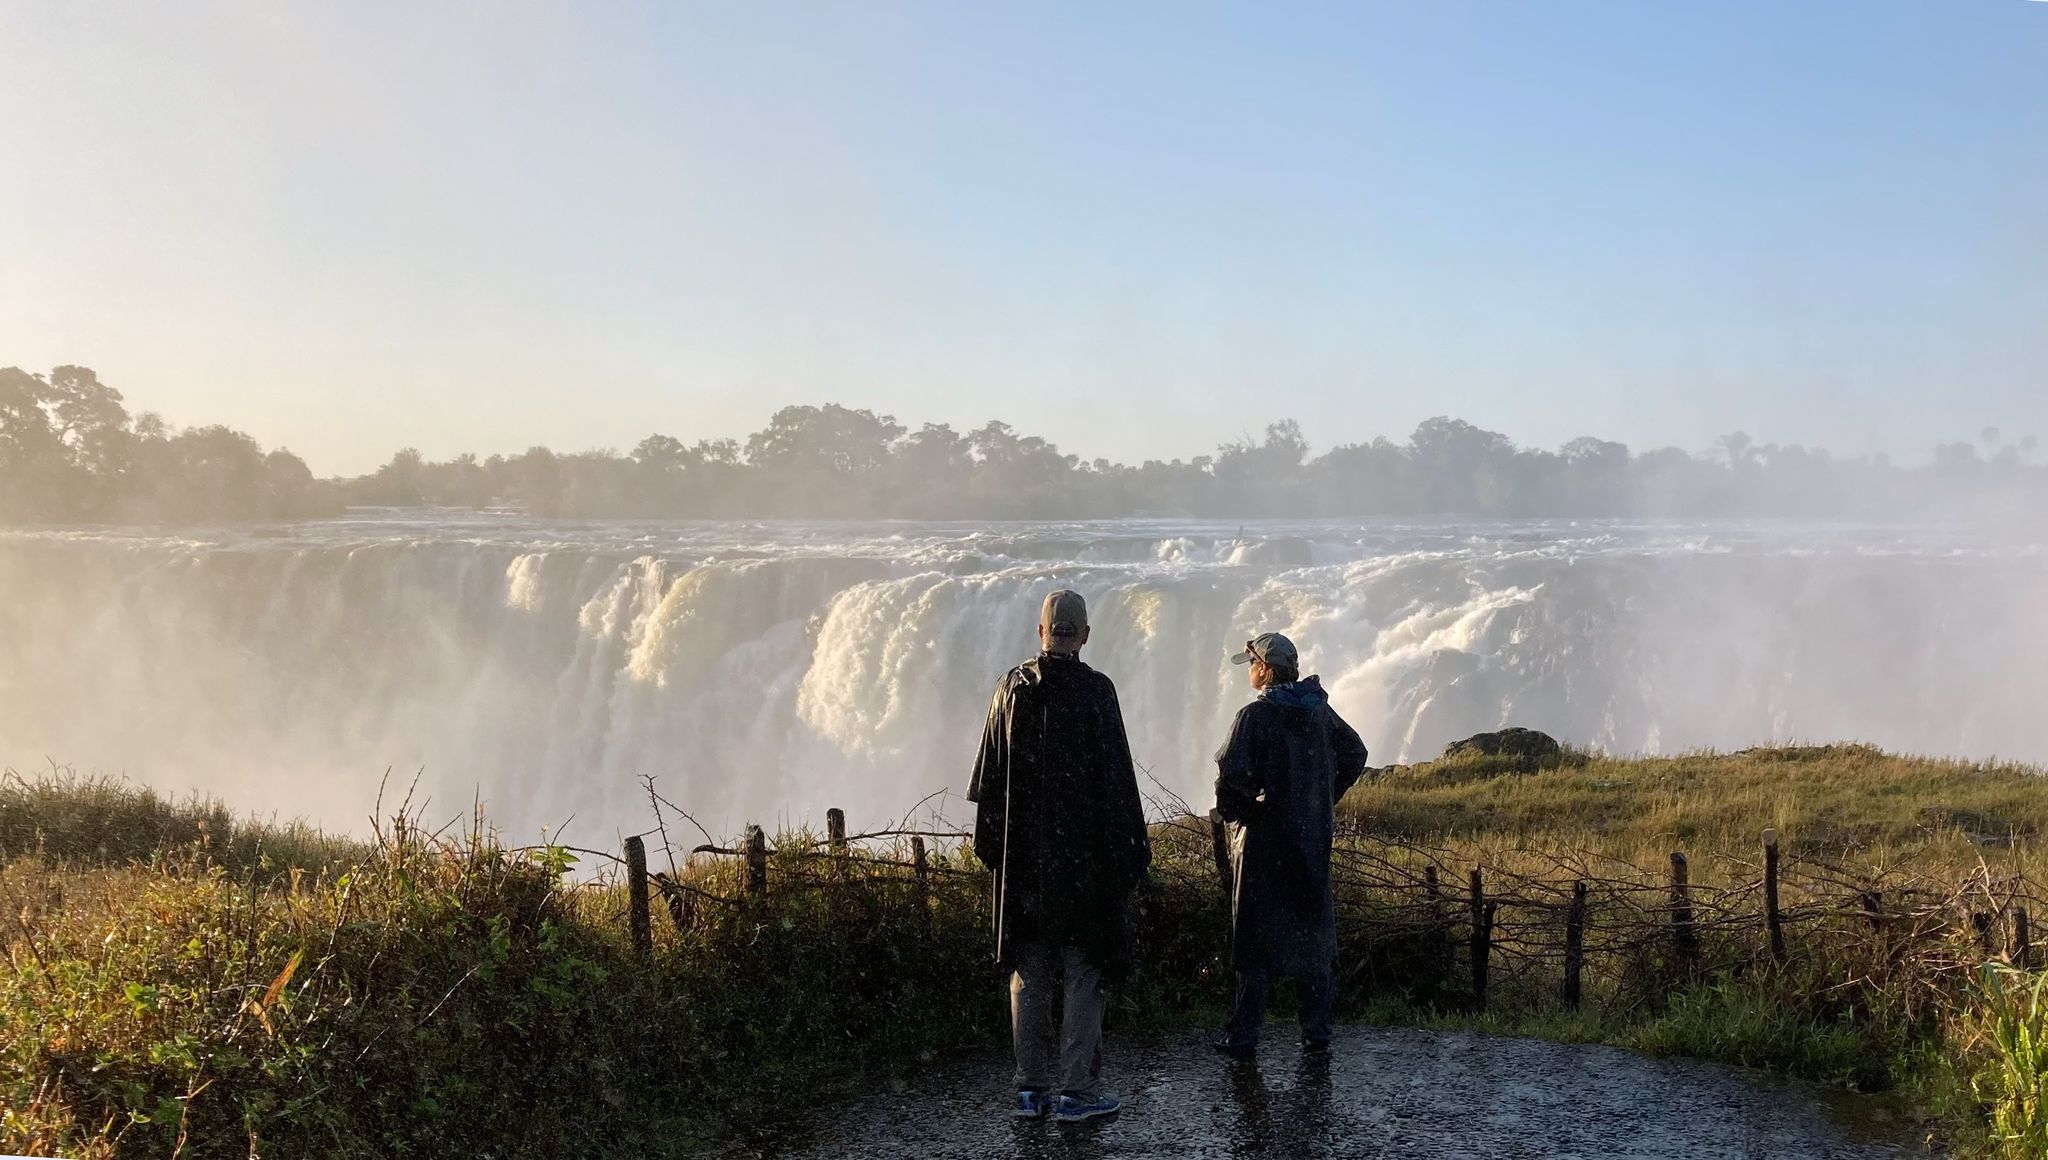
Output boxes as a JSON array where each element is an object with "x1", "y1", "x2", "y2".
[{"x1": 1229, "y1": 650, "x2": 1254, "y2": 665}]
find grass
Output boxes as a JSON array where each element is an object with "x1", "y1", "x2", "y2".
[
  {"x1": 1336, "y1": 742, "x2": 2048, "y2": 1157},
  {"x1": 2, "y1": 774, "x2": 1007, "y2": 1158},
  {"x1": 1349, "y1": 743, "x2": 2048, "y2": 867},
  {"x1": 5, "y1": 746, "x2": 2048, "y2": 1157},
  {"x1": 0, "y1": 769, "x2": 368, "y2": 877}
]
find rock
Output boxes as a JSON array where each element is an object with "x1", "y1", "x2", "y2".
[{"x1": 1442, "y1": 727, "x2": 1563, "y2": 767}]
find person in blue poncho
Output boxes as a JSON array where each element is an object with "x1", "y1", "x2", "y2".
[{"x1": 1212, "y1": 631, "x2": 1371, "y2": 1059}]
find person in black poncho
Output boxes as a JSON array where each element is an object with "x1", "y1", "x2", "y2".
[
  {"x1": 1212, "y1": 631, "x2": 1371, "y2": 1059},
  {"x1": 967, "y1": 589, "x2": 1150, "y2": 1123}
]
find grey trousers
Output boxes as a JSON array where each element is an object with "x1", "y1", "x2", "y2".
[{"x1": 1009, "y1": 942, "x2": 1105, "y2": 1096}]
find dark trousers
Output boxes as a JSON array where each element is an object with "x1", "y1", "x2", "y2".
[{"x1": 1224, "y1": 960, "x2": 1335, "y2": 1049}]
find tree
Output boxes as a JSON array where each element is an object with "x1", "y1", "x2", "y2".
[
  {"x1": 1716, "y1": 431, "x2": 1755, "y2": 470},
  {"x1": 264, "y1": 448, "x2": 319, "y2": 512},
  {"x1": 740, "y1": 404, "x2": 907, "y2": 514},
  {"x1": 632, "y1": 434, "x2": 689, "y2": 474},
  {"x1": 1933, "y1": 441, "x2": 1980, "y2": 471},
  {"x1": 1212, "y1": 420, "x2": 1311, "y2": 515},
  {"x1": 1215, "y1": 420, "x2": 1309, "y2": 482},
  {"x1": 0, "y1": 367, "x2": 77, "y2": 519},
  {"x1": 1408, "y1": 417, "x2": 1515, "y2": 514},
  {"x1": 966, "y1": 421, "x2": 1081, "y2": 516},
  {"x1": 500, "y1": 447, "x2": 563, "y2": 514},
  {"x1": 163, "y1": 425, "x2": 272, "y2": 519},
  {"x1": 44, "y1": 365, "x2": 134, "y2": 487},
  {"x1": 888, "y1": 424, "x2": 972, "y2": 515},
  {"x1": 1558, "y1": 437, "x2": 1631, "y2": 515},
  {"x1": 363, "y1": 448, "x2": 427, "y2": 506},
  {"x1": 745, "y1": 404, "x2": 905, "y2": 475},
  {"x1": 1316, "y1": 437, "x2": 1408, "y2": 515},
  {"x1": 693, "y1": 438, "x2": 740, "y2": 468}
]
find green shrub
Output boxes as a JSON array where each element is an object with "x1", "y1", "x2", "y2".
[{"x1": 1971, "y1": 965, "x2": 2048, "y2": 1157}]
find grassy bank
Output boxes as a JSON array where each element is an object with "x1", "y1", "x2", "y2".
[
  {"x1": 1350, "y1": 742, "x2": 2047, "y2": 863},
  {"x1": 2, "y1": 775, "x2": 1006, "y2": 1158},
  {"x1": 1339, "y1": 743, "x2": 2048, "y2": 1155},
  {"x1": 5, "y1": 747, "x2": 2048, "y2": 1157}
]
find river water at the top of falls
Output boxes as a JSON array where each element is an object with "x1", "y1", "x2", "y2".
[{"x1": 3, "y1": 512, "x2": 2044, "y2": 844}]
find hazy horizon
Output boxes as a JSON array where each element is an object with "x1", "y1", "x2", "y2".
[{"x1": 4, "y1": 1, "x2": 2044, "y2": 476}]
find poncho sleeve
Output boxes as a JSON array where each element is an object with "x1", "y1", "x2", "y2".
[
  {"x1": 1328, "y1": 706, "x2": 1370, "y2": 803},
  {"x1": 1214, "y1": 703, "x2": 1267, "y2": 825},
  {"x1": 1098, "y1": 677, "x2": 1151, "y2": 886},
  {"x1": 967, "y1": 674, "x2": 1011, "y2": 871}
]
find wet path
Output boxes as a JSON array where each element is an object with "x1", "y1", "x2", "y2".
[{"x1": 770, "y1": 1026, "x2": 1925, "y2": 1158}]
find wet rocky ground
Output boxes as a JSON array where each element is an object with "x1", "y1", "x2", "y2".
[{"x1": 764, "y1": 1026, "x2": 1930, "y2": 1159}]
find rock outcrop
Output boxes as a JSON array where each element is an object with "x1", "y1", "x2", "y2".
[{"x1": 1442, "y1": 727, "x2": 1563, "y2": 768}]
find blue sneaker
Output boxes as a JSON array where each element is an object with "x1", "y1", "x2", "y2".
[
  {"x1": 1013, "y1": 1089, "x2": 1052, "y2": 1118},
  {"x1": 1053, "y1": 1091, "x2": 1121, "y2": 1122}
]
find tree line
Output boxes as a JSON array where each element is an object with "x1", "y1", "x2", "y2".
[
  {"x1": 1, "y1": 366, "x2": 332, "y2": 523},
  {"x1": 4, "y1": 365, "x2": 2042, "y2": 524}
]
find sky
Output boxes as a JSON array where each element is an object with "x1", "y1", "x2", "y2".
[{"x1": 2, "y1": 1, "x2": 2044, "y2": 476}]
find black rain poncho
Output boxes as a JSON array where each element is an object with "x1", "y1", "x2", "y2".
[
  {"x1": 1213, "y1": 676, "x2": 1370, "y2": 975},
  {"x1": 968, "y1": 652, "x2": 1151, "y2": 977}
]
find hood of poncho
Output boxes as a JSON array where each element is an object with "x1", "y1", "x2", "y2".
[{"x1": 1258, "y1": 674, "x2": 1328, "y2": 712}]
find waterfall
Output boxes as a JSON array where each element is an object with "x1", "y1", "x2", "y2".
[{"x1": 3, "y1": 516, "x2": 2042, "y2": 842}]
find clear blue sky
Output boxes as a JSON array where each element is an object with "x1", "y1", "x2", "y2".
[{"x1": 2, "y1": 1, "x2": 2043, "y2": 474}]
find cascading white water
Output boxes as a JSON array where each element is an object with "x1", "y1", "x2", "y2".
[{"x1": 3, "y1": 514, "x2": 2044, "y2": 843}]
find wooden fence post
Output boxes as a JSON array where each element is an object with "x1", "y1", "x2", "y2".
[
  {"x1": 910, "y1": 835, "x2": 931, "y2": 928},
  {"x1": 1209, "y1": 809, "x2": 1234, "y2": 904},
  {"x1": 1564, "y1": 880, "x2": 1587, "y2": 1010},
  {"x1": 1762, "y1": 829, "x2": 1786, "y2": 963},
  {"x1": 1862, "y1": 891, "x2": 1884, "y2": 934},
  {"x1": 744, "y1": 824, "x2": 768, "y2": 898},
  {"x1": 1469, "y1": 867, "x2": 1490, "y2": 1011},
  {"x1": 1863, "y1": 890, "x2": 1891, "y2": 965},
  {"x1": 624, "y1": 834, "x2": 652, "y2": 958},
  {"x1": 2015, "y1": 908, "x2": 2032, "y2": 971},
  {"x1": 1670, "y1": 852, "x2": 1698, "y2": 973},
  {"x1": 826, "y1": 808, "x2": 846, "y2": 855},
  {"x1": 1425, "y1": 865, "x2": 1450, "y2": 996}
]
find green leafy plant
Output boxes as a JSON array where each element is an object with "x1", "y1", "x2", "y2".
[{"x1": 1972, "y1": 964, "x2": 2048, "y2": 1156}]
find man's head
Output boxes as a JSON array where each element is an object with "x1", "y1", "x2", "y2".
[
  {"x1": 1039, "y1": 589, "x2": 1090, "y2": 654},
  {"x1": 1231, "y1": 631, "x2": 1299, "y2": 689}
]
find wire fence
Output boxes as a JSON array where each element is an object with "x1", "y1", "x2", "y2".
[{"x1": 621, "y1": 782, "x2": 2040, "y2": 1019}]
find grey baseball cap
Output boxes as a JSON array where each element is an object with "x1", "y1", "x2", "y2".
[
  {"x1": 1231, "y1": 631, "x2": 1298, "y2": 667},
  {"x1": 1041, "y1": 589, "x2": 1088, "y2": 639}
]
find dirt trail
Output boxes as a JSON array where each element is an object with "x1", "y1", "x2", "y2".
[{"x1": 768, "y1": 1026, "x2": 1927, "y2": 1158}]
